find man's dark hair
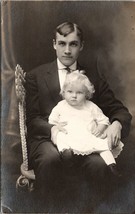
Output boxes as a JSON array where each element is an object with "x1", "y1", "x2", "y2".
[{"x1": 54, "y1": 22, "x2": 83, "y2": 42}]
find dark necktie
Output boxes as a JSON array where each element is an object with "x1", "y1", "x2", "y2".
[{"x1": 65, "y1": 67, "x2": 71, "y2": 74}]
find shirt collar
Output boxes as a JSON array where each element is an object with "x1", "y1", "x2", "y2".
[{"x1": 57, "y1": 58, "x2": 77, "y2": 71}]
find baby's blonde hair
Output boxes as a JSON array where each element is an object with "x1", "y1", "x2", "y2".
[{"x1": 61, "y1": 70, "x2": 95, "y2": 99}]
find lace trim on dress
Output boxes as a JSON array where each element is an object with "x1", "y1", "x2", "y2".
[{"x1": 60, "y1": 141, "x2": 124, "y2": 158}]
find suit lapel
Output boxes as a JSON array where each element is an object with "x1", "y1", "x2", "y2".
[{"x1": 44, "y1": 60, "x2": 62, "y2": 103}]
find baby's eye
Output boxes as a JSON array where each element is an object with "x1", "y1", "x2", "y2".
[
  {"x1": 77, "y1": 91, "x2": 83, "y2": 94},
  {"x1": 67, "y1": 90, "x2": 72, "y2": 93}
]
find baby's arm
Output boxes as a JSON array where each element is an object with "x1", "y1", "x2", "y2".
[
  {"x1": 49, "y1": 103, "x2": 67, "y2": 144},
  {"x1": 51, "y1": 122, "x2": 67, "y2": 144},
  {"x1": 91, "y1": 102, "x2": 110, "y2": 138}
]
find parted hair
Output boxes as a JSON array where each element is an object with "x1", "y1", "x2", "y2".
[
  {"x1": 54, "y1": 22, "x2": 83, "y2": 42},
  {"x1": 61, "y1": 70, "x2": 95, "y2": 99}
]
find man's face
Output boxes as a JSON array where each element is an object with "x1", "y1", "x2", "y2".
[{"x1": 53, "y1": 31, "x2": 83, "y2": 67}]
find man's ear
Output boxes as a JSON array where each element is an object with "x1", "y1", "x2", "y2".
[
  {"x1": 53, "y1": 39, "x2": 56, "y2": 50},
  {"x1": 80, "y1": 41, "x2": 84, "y2": 51}
]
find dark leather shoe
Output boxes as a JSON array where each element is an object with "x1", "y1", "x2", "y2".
[{"x1": 108, "y1": 163, "x2": 122, "y2": 178}]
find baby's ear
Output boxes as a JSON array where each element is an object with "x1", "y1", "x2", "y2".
[
  {"x1": 60, "y1": 90, "x2": 65, "y2": 99},
  {"x1": 80, "y1": 70, "x2": 86, "y2": 74}
]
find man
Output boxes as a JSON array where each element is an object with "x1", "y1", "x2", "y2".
[{"x1": 26, "y1": 22, "x2": 132, "y2": 199}]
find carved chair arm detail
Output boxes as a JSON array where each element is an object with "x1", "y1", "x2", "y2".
[{"x1": 15, "y1": 64, "x2": 28, "y2": 171}]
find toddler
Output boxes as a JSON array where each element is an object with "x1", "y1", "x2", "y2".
[{"x1": 49, "y1": 71, "x2": 123, "y2": 176}]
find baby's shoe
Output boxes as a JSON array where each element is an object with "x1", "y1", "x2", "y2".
[{"x1": 108, "y1": 163, "x2": 122, "y2": 178}]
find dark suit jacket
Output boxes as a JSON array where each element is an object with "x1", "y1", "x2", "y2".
[{"x1": 25, "y1": 59, "x2": 132, "y2": 152}]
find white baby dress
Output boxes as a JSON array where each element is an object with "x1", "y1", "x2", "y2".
[{"x1": 49, "y1": 100, "x2": 124, "y2": 158}]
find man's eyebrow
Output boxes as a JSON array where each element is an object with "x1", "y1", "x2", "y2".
[
  {"x1": 57, "y1": 40, "x2": 79, "y2": 44},
  {"x1": 70, "y1": 41, "x2": 79, "y2": 43},
  {"x1": 58, "y1": 40, "x2": 66, "y2": 43}
]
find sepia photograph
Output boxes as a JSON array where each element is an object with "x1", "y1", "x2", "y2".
[{"x1": 1, "y1": 1, "x2": 135, "y2": 213}]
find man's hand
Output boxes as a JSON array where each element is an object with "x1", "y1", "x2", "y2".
[
  {"x1": 106, "y1": 121, "x2": 122, "y2": 150},
  {"x1": 51, "y1": 122, "x2": 67, "y2": 145}
]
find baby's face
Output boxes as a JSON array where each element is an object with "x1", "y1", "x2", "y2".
[{"x1": 64, "y1": 83, "x2": 86, "y2": 107}]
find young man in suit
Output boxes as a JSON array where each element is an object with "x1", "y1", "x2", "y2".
[{"x1": 26, "y1": 22, "x2": 132, "y2": 199}]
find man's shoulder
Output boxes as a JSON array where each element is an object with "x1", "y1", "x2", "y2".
[
  {"x1": 79, "y1": 57, "x2": 98, "y2": 75},
  {"x1": 28, "y1": 60, "x2": 57, "y2": 75}
]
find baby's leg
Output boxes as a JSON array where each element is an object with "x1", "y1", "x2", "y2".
[
  {"x1": 100, "y1": 151, "x2": 122, "y2": 177},
  {"x1": 99, "y1": 150, "x2": 116, "y2": 165}
]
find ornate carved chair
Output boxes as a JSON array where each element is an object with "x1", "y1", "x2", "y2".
[{"x1": 15, "y1": 64, "x2": 35, "y2": 191}]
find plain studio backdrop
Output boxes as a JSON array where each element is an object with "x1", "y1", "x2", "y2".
[{"x1": 1, "y1": 1, "x2": 135, "y2": 213}]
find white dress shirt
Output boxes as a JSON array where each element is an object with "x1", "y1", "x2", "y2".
[{"x1": 57, "y1": 59, "x2": 77, "y2": 89}]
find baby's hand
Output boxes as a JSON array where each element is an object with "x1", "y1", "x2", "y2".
[
  {"x1": 91, "y1": 128, "x2": 106, "y2": 139},
  {"x1": 91, "y1": 129, "x2": 102, "y2": 137}
]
